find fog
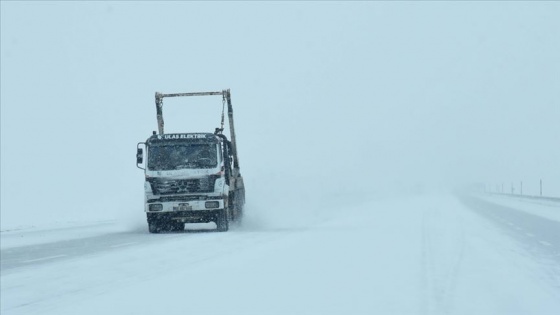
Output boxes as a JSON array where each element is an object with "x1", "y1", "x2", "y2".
[{"x1": 1, "y1": 2, "x2": 559, "y2": 229}]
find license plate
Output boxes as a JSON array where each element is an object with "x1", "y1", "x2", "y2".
[{"x1": 175, "y1": 203, "x2": 192, "y2": 211}]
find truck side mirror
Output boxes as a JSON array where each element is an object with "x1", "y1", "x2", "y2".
[
  {"x1": 136, "y1": 142, "x2": 147, "y2": 170},
  {"x1": 137, "y1": 148, "x2": 143, "y2": 164},
  {"x1": 136, "y1": 143, "x2": 146, "y2": 170},
  {"x1": 136, "y1": 148, "x2": 144, "y2": 164}
]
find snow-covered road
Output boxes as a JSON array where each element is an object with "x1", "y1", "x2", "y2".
[
  {"x1": 2, "y1": 193, "x2": 560, "y2": 315},
  {"x1": 459, "y1": 195, "x2": 560, "y2": 264}
]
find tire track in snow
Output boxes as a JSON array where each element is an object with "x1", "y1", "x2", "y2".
[{"x1": 421, "y1": 207, "x2": 465, "y2": 315}]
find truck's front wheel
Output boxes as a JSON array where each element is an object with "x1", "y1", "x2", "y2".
[
  {"x1": 148, "y1": 222, "x2": 161, "y2": 234},
  {"x1": 216, "y1": 209, "x2": 229, "y2": 232},
  {"x1": 147, "y1": 213, "x2": 161, "y2": 233}
]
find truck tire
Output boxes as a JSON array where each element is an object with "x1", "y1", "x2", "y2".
[
  {"x1": 148, "y1": 222, "x2": 161, "y2": 234},
  {"x1": 147, "y1": 213, "x2": 162, "y2": 233},
  {"x1": 229, "y1": 193, "x2": 243, "y2": 222},
  {"x1": 216, "y1": 209, "x2": 229, "y2": 232}
]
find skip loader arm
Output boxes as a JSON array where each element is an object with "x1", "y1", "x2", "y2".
[{"x1": 154, "y1": 89, "x2": 240, "y2": 170}]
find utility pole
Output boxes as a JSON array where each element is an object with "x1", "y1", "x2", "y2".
[
  {"x1": 540, "y1": 179, "x2": 542, "y2": 196},
  {"x1": 520, "y1": 181, "x2": 523, "y2": 196}
]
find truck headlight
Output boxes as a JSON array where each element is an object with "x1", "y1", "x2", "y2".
[
  {"x1": 144, "y1": 181, "x2": 153, "y2": 193},
  {"x1": 149, "y1": 204, "x2": 163, "y2": 211},
  {"x1": 205, "y1": 201, "x2": 219, "y2": 209}
]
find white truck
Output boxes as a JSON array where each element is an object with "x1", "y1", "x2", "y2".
[{"x1": 136, "y1": 90, "x2": 245, "y2": 233}]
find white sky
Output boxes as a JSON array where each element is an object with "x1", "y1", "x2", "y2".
[{"x1": 1, "y1": 2, "x2": 559, "y2": 228}]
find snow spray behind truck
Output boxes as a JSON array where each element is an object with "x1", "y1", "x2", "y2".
[{"x1": 136, "y1": 90, "x2": 245, "y2": 233}]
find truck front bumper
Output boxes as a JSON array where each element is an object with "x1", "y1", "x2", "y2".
[
  {"x1": 145, "y1": 199, "x2": 224, "y2": 213},
  {"x1": 147, "y1": 209, "x2": 224, "y2": 224}
]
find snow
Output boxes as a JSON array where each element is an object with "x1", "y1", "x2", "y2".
[{"x1": 2, "y1": 193, "x2": 560, "y2": 315}]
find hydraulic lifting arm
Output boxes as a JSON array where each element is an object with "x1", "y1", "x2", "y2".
[{"x1": 154, "y1": 89, "x2": 240, "y2": 169}]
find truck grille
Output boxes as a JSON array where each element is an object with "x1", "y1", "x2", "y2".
[{"x1": 148, "y1": 176, "x2": 218, "y2": 195}]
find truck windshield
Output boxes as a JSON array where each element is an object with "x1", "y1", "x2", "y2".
[{"x1": 148, "y1": 143, "x2": 218, "y2": 170}]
